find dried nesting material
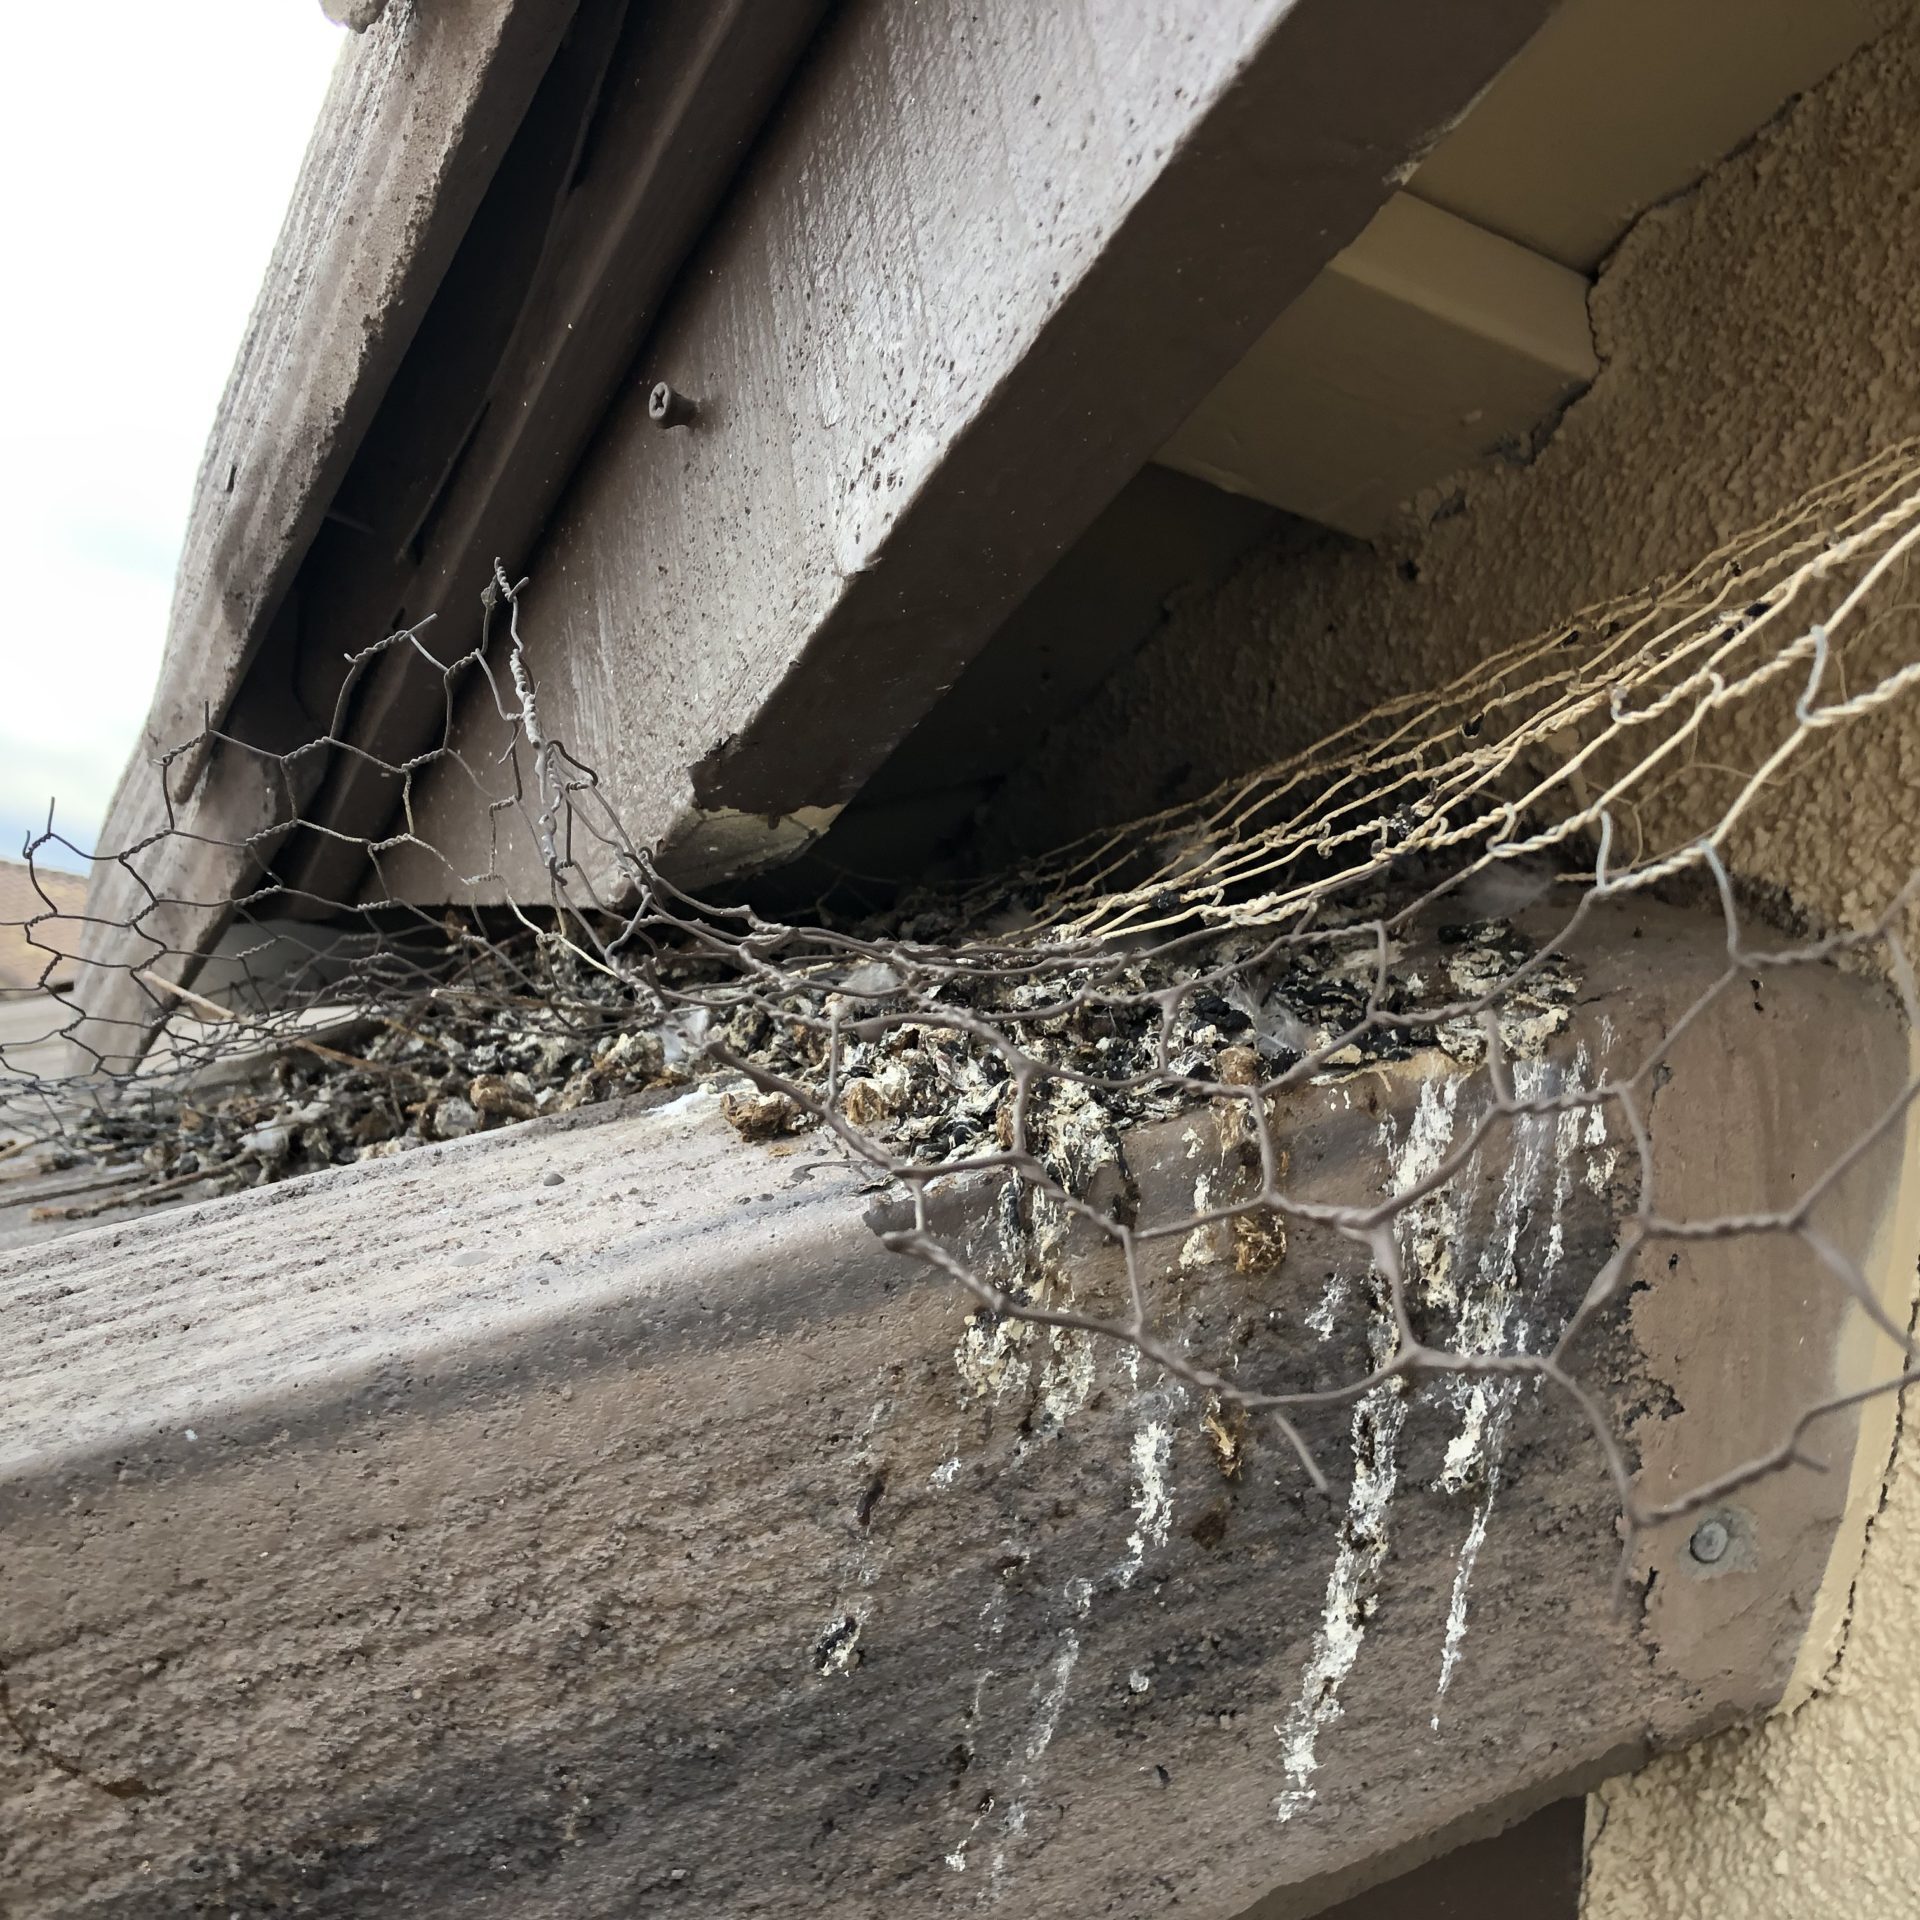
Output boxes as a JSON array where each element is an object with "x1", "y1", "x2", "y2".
[
  {"x1": 1202, "y1": 1396, "x2": 1248, "y2": 1480},
  {"x1": 13, "y1": 867, "x2": 1577, "y2": 1229},
  {"x1": 721, "y1": 1089, "x2": 807, "y2": 1140},
  {"x1": 14, "y1": 934, "x2": 686, "y2": 1222},
  {"x1": 469, "y1": 1072, "x2": 539, "y2": 1121}
]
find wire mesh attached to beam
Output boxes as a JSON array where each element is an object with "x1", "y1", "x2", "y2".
[{"x1": 7, "y1": 444, "x2": 1920, "y2": 1590}]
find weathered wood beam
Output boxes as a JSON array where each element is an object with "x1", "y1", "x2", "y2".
[
  {"x1": 67, "y1": 0, "x2": 824, "y2": 1070},
  {"x1": 379, "y1": 0, "x2": 1568, "y2": 900},
  {"x1": 113, "y1": 0, "x2": 579, "y2": 801},
  {"x1": 7, "y1": 903, "x2": 1911, "y2": 1917},
  {"x1": 70, "y1": 0, "x2": 1559, "y2": 1045},
  {"x1": 280, "y1": 0, "x2": 830, "y2": 910},
  {"x1": 67, "y1": 0, "x2": 579, "y2": 1071}
]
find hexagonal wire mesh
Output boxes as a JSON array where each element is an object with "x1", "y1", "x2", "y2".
[{"x1": 8, "y1": 443, "x2": 1920, "y2": 1713}]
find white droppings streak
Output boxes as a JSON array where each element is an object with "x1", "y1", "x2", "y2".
[
  {"x1": 1123, "y1": 1418, "x2": 1174, "y2": 1585},
  {"x1": 1431, "y1": 1050, "x2": 1599, "y2": 1724},
  {"x1": 1178, "y1": 1225, "x2": 1219, "y2": 1272},
  {"x1": 1305, "y1": 1268, "x2": 1349, "y2": 1341},
  {"x1": 1274, "y1": 1382, "x2": 1406, "y2": 1821},
  {"x1": 987, "y1": 1628, "x2": 1082, "y2": 1892},
  {"x1": 1401, "y1": 1073, "x2": 1465, "y2": 1190},
  {"x1": 1276, "y1": 1074, "x2": 1462, "y2": 1821},
  {"x1": 1433, "y1": 1062, "x2": 1551, "y2": 1495},
  {"x1": 1311, "y1": 1077, "x2": 1463, "y2": 1341},
  {"x1": 1401, "y1": 1076, "x2": 1472, "y2": 1313},
  {"x1": 1584, "y1": 1096, "x2": 1618, "y2": 1194},
  {"x1": 1180, "y1": 1170, "x2": 1222, "y2": 1273},
  {"x1": 1037, "y1": 1326, "x2": 1096, "y2": 1428},
  {"x1": 944, "y1": 1665, "x2": 998, "y2": 1873},
  {"x1": 954, "y1": 1310, "x2": 1033, "y2": 1402},
  {"x1": 1025, "y1": 1631, "x2": 1081, "y2": 1764},
  {"x1": 1433, "y1": 1475, "x2": 1500, "y2": 1729},
  {"x1": 953, "y1": 1379, "x2": 1174, "y2": 1887}
]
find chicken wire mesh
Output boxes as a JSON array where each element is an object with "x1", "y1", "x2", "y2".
[{"x1": 7, "y1": 444, "x2": 1920, "y2": 1592}]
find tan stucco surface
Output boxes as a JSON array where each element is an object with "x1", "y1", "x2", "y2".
[
  {"x1": 990, "y1": 7, "x2": 1920, "y2": 944},
  {"x1": 1584, "y1": 1423, "x2": 1920, "y2": 1915},
  {"x1": 987, "y1": 10, "x2": 1920, "y2": 1913}
]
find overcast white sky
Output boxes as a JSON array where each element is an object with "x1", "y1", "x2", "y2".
[{"x1": 0, "y1": 5, "x2": 344, "y2": 871}]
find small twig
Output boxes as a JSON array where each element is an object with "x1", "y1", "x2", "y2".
[
  {"x1": 32, "y1": 1160, "x2": 243, "y2": 1222},
  {"x1": 14, "y1": 1162, "x2": 148, "y2": 1203},
  {"x1": 286, "y1": 1036, "x2": 405, "y2": 1077},
  {"x1": 136, "y1": 968, "x2": 237, "y2": 1023}
]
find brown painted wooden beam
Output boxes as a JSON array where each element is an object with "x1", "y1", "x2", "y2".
[
  {"x1": 6, "y1": 901, "x2": 1911, "y2": 1916},
  {"x1": 278, "y1": 0, "x2": 830, "y2": 911},
  {"x1": 64, "y1": 1, "x2": 579, "y2": 1071},
  {"x1": 64, "y1": 0, "x2": 823, "y2": 1071},
  {"x1": 383, "y1": 0, "x2": 1566, "y2": 902},
  {"x1": 116, "y1": 0, "x2": 580, "y2": 803},
  {"x1": 69, "y1": 0, "x2": 1560, "y2": 1054}
]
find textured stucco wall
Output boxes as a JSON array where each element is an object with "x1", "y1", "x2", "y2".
[
  {"x1": 1584, "y1": 1416, "x2": 1920, "y2": 1915},
  {"x1": 984, "y1": 13, "x2": 1920, "y2": 1917},
  {"x1": 988, "y1": 8, "x2": 1920, "y2": 944}
]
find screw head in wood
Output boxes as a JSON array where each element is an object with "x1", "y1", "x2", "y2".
[
  {"x1": 1688, "y1": 1516, "x2": 1731, "y2": 1565},
  {"x1": 648, "y1": 381, "x2": 696, "y2": 429}
]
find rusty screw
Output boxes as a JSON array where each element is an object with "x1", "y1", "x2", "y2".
[{"x1": 648, "y1": 381, "x2": 697, "y2": 429}]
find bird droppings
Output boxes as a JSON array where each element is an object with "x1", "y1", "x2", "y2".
[
  {"x1": 813, "y1": 1615, "x2": 863, "y2": 1677},
  {"x1": 1037, "y1": 1325, "x2": 1097, "y2": 1429},
  {"x1": 954, "y1": 1307, "x2": 1034, "y2": 1404},
  {"x1": 985, "y1": 1627, "x2": 1082, "y2": 1891},
  {"x1": 1275, "y1": 1063, "x2": 1475, "y2": 1822},
  {"x1": 1125, "y1": 1419, "x2": 1175, "y2": 1586},
  {"x1": 1273, "y1": 1373, "x2": 1406, "y2": 1825}
]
